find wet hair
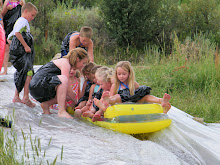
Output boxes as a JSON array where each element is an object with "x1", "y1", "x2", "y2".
[
  {"x1": 113, "y1": 61, "x2": 135, "y2": 95},
  {"x1": 90, "y1": 65, "x2": 102, "y2": 75},
  {"x1": 95, "y1": 66, "x2": 113, "y2": 83},
  {"x1": 80, "y1": 26, "x2": 93, "y2": 38},
  {"x1": 82, "y1": 62, "x2": 96, "y2": 76},
  {"x1": 63, "y1": 48, "x2": 88, "y2": 67},
  {"x1": 21, "y1": 2, "x2": 38, "y2": 14}
]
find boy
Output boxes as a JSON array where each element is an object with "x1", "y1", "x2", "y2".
[
  {"x1": 8, "y1": 2, "x2": 37, "y2": 107},
  {"x1": 61, "y1": 26, "x2": 94, "y2": 62}
]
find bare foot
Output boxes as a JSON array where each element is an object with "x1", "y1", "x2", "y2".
[
  {"x1": 0, "y1": 72, "x2": 7, "y2": 75},
  {"x1": 74, "y1": 109, "x2": 82, "y2": 118},
  {"x1": 92, "y1": 114, "x2": 102, "y2": 122},
  {"x1": 22, "y1": 99, "x2": 36, "y2": 108},
  {"x1": 12, "y1": 97, "x2": 22, "y2": 103},
  {"x1": 82, "y1": 111, "x2": 94, "y2": 118},
  {"x1": 58, "y1": 110, "x2": 73, "y2": 119},
  {"x1": 163, "y1": 102, "x2": 171, "y2": 114},
  {"x1": 40, "y1": 102, "x2": 52, "y2": 114},
  {"x1": 161, "y1": 93, "x2": 171, "y2": 113},
  {"x1": 94, "y1": 98, "x2": 107, "y2": 111}
]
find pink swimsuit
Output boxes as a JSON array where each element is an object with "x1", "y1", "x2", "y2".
[{"x1": 7, "y1": 0, "x2": 20, "y2": 8}]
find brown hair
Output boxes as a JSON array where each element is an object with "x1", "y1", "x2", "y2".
[
  {"x1": 21, "y1": 2, "x2": 38, "y2": 13},
  {"x1": 82, "y1": 62, "x2": 96, "y2": 76},
  {"x1": 63, "y1": 48, "x2": 88, "y2": 67},
  {"x1": 80, "y1": 26, "x2": 93, "y2": 38},
  {"x1": 90, "y1": 65, "x2": 102, "y2": 75}
]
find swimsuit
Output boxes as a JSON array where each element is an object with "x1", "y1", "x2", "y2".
[
  {"x1": 61, "y1": 31, "x2": 87, "y2": 57},
  {"x1": 117, "y1": 82, "x2": 152, "y2": 102},
  {"x1": 7, "y1": 0, "x2": 21, "y2": 8}
]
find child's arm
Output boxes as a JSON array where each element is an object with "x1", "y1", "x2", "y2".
[
  {"x1": 15, "y1": 32, "x2": 31, "y2": 53},
  {"x1": 69, "y1": 35, "x2": 78, "y2": 52},
  {"x1": 109, "y1": 84, "x2": 116, "y2": 96},
  {"x1": 0, "y1": 13, "x2": 3, "y2": 26},
  {"x1": 134, "y1": 81, "x2": 140, "y2": 89},
  {"x1": 80, "y1": 80, "x2": 87, "y2": 98},
  {"x1": 87, "y1": 40, "x2": 94, "y2": 62},
  {"x1": 1, "y1": 0, "x2": 9, "y2": 17},
  {"x1": 88, "y1": 84, "x2": 95, "y2": 100}
]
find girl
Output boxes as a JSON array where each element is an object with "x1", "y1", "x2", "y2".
[
  {"x1": 29, "y1": 48, "x2": 88, "y2": 119},
  {"x1": 94, "y1": 61, "x2": 171, "y2": 121},
  {"x1": 50, "y1": 67, "x2": 81, "y2": 110},
  {"x1": 74, "y1": 62, "x2": 96, "y2": 109},
  {"x1": 81, "y1": 66, "x2": 113, "y2": 122}
]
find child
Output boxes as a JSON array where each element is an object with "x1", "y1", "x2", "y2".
[
  {"x1": 81, "y1": 66, "x2": 113, "y2": 122},
  {"x1": 75, "y1": 62, "x2": 96, "y2": 109},
  {"x1": 29, "y1": 48, "x2": 88, "y2": 119},
  {"x1": 93, "y1": 61, "x2": 171, "y2": 121},
  {"x1": 7, "y1": 2, "x2": 37, "y2": 107},
  {"x1": 61, "y1": 26, "x2": 94, "y2": 62},
  {"x1": 0, "y1": 0, "x2": 24, "y2": 75},
  {"x1": 50, "y1": 67, "x2": 81, "y2": 110},
  {"x1": 88, "y1": 65, "x2": 102, "y2": 101}
]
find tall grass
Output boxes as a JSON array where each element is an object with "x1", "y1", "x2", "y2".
[{"x1": 134, "y1": 33, "x2": 220, "y2": 123}]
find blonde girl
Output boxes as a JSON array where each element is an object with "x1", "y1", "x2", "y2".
[
  {"x1": 95, "y1": 61, "x2": 171, "y2": 114},
  {"x1": 29, "y1": 48, "x2": 88, "y2": 119},
  {"x1": 80, "y1": 66, "x2": 113, "y2": 121}
]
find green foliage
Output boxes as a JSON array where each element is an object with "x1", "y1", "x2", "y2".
[{"x1": 99, "y1": 0, "x2": 162, "y2": 48}]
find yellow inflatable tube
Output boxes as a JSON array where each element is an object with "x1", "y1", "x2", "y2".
[{"x1": 83, "y1": 103, "x2": 172, "y2": 134}]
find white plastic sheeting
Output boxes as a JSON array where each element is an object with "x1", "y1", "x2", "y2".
[{"x1": 0, "y1": 66, "x2": 220, "y2": 165}]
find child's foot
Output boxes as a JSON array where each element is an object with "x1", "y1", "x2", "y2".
[
  {"x1": 82, "y1": 111, "x2": 94, "y2": 118},
  {"x1": 74, "y1": 109, "x2": 82, "y2": 118},
  {"x1": 22, "y1": 99, "x2": 36, "y2": 108},
  {"x1": 12, "y1": 97, "x2": 22, "y2": 103},
  {"x1": 40, "y1": 102, "x2": 52, "y2": 114},
  {"x1": 92, "y1": 114, "x2": 103, "y2": 122},
  {"x1": 94, "y1": 98, "x2": 108, "y2": 111},
  {"x1": 163, "y1": 102, "x2": 171, "y2": 114},
  {"x1": 58, "y1": 110, "x2": 73, "y2": 119},
  {"x1": 161, "y1": 93, "x2": 171, "y2": 113}
]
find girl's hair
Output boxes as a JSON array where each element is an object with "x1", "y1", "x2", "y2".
[
  {"x1": 114, "y1": 61, "x2": 135, "y2": 95},
  {"x1": 95, "y1": 66, "x2": 113, "y2": 83},
  {"x1": 21, "y1": 2, "x2": 38, "y2": 13},
  {"x1": 82, "y1": 62, "x2": 96, "y2": 76},
  {"x1": 63, "y1": 48, "x2": 88, "y2": 67},
  {"x1": 90, "y1": 65, "x2": 102, "y2": 75},
  {"x1": 80, "y1": 26, "x2": 93, "y2": 38},
  {"x1": 75, "y1": 70, "x2": 81, "y2": 78}
]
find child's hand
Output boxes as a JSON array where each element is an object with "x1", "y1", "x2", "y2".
[
  {"x1": 24, "y1": 46, "x2": 31, "y2": 53},
  {"x1": 6, "y1": 5, "x2": 13, "y2": 10},
  {"x1": 86, "y1": 99, "x2": 93, "y2": 106}
]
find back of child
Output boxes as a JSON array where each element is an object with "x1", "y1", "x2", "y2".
[{"x1": 61, "y1": 26, "x2": 94, "y2": 62}]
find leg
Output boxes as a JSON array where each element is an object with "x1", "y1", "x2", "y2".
[
  {"x1": 21, "y1": 76, "x2": 36, "y2": 107},
  {"x1": 56, "y1": 75, "x2": 73, "y2": 119},
  {"x1": 12, "y1": 88, "x2": 22, "y2": 103},
  {"x1": 41, "y1": 97, "x2": 57, "y2": 114},
  {"x1": 0, "y1": 44, "x2": 9, "y2": 75},
  {"x1": 109, "y1": 94, "x2": 122, "y2": 105},
  {"x1": 74, "y1": 105, "x2": 89, "y2": 118},
  {"x1": 138, "y1": 93, "x2": 171, "y2": 113}
]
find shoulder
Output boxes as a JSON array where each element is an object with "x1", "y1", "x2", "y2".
[{"x1": 53, "y1": 58, "x2": 70, "y2": 69}]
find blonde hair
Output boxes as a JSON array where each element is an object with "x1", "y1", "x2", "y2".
[
  {"x1": 63, "y1": 48, "x2": 88, "y2": 67},
  {"x1": 82, "y1": 62, "x2": 96, "y2": 76},
  {"x1": 75, "y1": 70, "x2": 81, "y2": 78},
  {"x1": 95, "y1": 66, "x2": 113, "y2": 83},
  {"x1": 80, "y1": 26, "x2": 93, "y2": 38},
  {"x1": 113, "y1": 61, "x2": 135, "y2": 95},
  {"x1": 21, "y1": 2, "x2": 38, "y2": 13}
]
